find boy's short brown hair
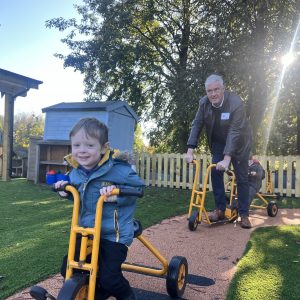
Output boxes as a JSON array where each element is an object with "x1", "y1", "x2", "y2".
[{"x1": 69, "y1": 118, "x2": 108, "y2": 146}]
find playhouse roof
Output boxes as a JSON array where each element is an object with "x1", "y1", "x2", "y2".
[{"x1": 42, "y1": 101, "x2": 139, "y2": 122}]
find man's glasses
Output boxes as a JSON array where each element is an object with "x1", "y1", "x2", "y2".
[{"x1": 206, "y1": 87, "x2": 222, "y2": 95}]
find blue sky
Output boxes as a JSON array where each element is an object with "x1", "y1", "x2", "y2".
[{"x1": 0, "y1": 0, "x2": 85, "y2": 115}]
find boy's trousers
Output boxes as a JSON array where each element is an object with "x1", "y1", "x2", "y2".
[{"x1": 61, "y1": 235, "x2": 133, "y2": 299}]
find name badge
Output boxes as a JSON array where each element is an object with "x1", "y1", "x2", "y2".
[{"x1": 221, "y1": 112, "x2": 230, "y2": 120}]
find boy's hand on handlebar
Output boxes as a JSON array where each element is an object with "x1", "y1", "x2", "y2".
[
  {"x1": 100, "y1": 185, "x2": 117, "y2": 202},
  {"x1": 55, "y1": 180, "x2": 69, "y2": 197}
]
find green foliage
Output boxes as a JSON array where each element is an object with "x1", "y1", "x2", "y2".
[
  {"x1": 13, "y1": 113, "x2": 44, "y2": 149},
  {"x1": 227, "y1": 225, "x2": 300, "y2": 300},
  {"x1": 0, "y1": 179, "x2": 299, "y2": 298},
  {"x1": 46, "y1": 1, "x2": 300, "y2": 154},
  {"x1": 0, "y1": 179, "x2": 193, "y2": 298},
  {"x1": 0, "y1": 113, "x2": 44, "y2": 150},
  {"x1": 133, "y1": 124, "x2": 146, "y2": 153}
]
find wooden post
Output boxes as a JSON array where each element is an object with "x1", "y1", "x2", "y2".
[
  {"x1": 296, "y1": 156, "x2": 300, "y2": 197},
  {"x1": 2, "y1": 94, "x2": 14, "y2": 181}
]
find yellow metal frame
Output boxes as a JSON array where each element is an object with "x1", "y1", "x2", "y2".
[
  {"x1": 260, "y1": 170, "x2": 278, "y2": 198},
  {"x1": 122, "y1": 235, "x2": 168, "y2": 276},
  {"x1": 224, "y1": 171, "x2": 275, "y2": 210},
  {"x1": 187, "y1": 160, "x2": 237, "y2": 225},
  {"x1": 64, "y1": 186, "x2": 170, "y2": 300}
]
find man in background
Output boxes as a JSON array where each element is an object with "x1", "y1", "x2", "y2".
[{"x1": 186, "y1": 74, "x2": 252, "y2": 228}]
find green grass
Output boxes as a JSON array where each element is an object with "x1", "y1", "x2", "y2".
[
  {"x1": 0, "y1": 179, "x2": 211, "y2": 299},
  {"x1": 226, "y1": 225, "x2": 300, "y2": 300},
  {"x1": 0, "y1": 179, "x2": 299, "y2": 299}
]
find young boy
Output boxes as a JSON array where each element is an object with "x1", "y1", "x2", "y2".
[
  {"x1": 248, "y1": 156, "x2": 265, "y2": 206},
  {"x1": 55, "y1": 117, "x2": 145, "y2": 300}
]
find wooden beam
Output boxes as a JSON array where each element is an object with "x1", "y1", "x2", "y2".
[{"x1": 2, "y1": 94, "x2": 14, "y2": 181}]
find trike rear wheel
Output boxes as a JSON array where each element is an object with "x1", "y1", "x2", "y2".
[
  {"x1": 166, "y1": 256, "x2": 188, "y2": 298},
  {"x1": 267, "y1": 201, "x2": 278, "y2": 217}
]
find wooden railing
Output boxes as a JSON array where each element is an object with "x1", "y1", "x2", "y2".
[{"x1": 135, "y1": 153, "x2": 300, "y2": 197}]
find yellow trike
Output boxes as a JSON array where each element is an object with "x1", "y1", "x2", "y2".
[
  {"x1": 30, "y1": 185, "x2": 188, "y2": 300},
  {"x1": 225, "y1": 172, "x2": 279, "y2": 217},
  {"x1": 187, "y1": 160, "x2": 238, "y2": 231},
  {"x1": 260, "y1": 169, "x2": 281, "y2": 200}
]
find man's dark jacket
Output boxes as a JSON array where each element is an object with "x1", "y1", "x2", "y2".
[{"x1": 187, "y1": 91, "x2": 252, "y2": 160}]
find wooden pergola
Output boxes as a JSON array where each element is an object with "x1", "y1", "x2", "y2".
[{"x1": 0, "y1": 68, "x2": 43, "y2": 181}]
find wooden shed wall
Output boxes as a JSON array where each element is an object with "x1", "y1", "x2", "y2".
[
  {"x1": 43, "y1": 111, "x2": 109, "y2": 140},
  {"x1": 108, "y1": 111, "x2": 135, "y2": 151},
  {"x1": 0, "y1": 147, "x2": 2, "y2": 177},
  {"x1": 27, "y1": 138, "x2": 41, "y2": 181}
]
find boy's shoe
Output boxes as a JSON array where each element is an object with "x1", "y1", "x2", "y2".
[
  {"x1": 95, "y1": 287, "x2": 110, "y2": 300},
  {"x1": 117, "y1": 291, "x2": 136, "y2": 300},
  {"x1": 209, "y1": 209, "x2": 225, "y2": 222},
  {"x1": 240, "y1": 215, "x2": 252, "y2": 229}
]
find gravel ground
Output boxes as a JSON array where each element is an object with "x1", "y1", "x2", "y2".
[{"x1": 7, "y1": 208, "x2": 300, "y2": 300}]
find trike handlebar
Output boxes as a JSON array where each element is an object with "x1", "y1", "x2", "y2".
[{"x1": 53, "y1": 183, "x2": 144, "y2": 198}]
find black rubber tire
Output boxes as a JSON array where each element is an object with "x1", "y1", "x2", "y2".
[
  {"x1": 267, "y1": 201, "x2": 279, "y2": 217},
  {"x1": 57, "y1": 274, "x2": 89, "y2": 300},
  {"x1": 188, "y1": 210, "x2": 199, "y2": 231},
  {"x1": 29, "y1": 286, "x2": 48, "y2": 300},
  {"x1": 133, "y1": 219, "x2": 143, "y2": 237},
  {"x1": 166, "y1": 256, "x2": 188, "y2": 298}
]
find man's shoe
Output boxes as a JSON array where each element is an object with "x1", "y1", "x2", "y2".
[
  {"x1": 240, "y1": 215, "x2": 252, "y2": 229},
  {"x1": 209, "y1": 209, "x2": 225, "y2": 222}
]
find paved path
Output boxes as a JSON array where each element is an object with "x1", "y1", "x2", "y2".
[{"x1": 7, "y1": 208, "x2": 300, "y2": 300}]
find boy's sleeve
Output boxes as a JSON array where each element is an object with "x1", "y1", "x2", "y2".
[{"x1": 116, "y1": 165, "x2": 145, "y2": 206}]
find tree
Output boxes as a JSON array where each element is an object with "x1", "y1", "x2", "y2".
[
  {"x1": 13, "y1": 113, "x2": 44, "y2": 149},
  {"x1": 46, "y1": 0, "x2": 300, "y2": 154},
  {"x1": 133, "y1": 124, "x2": 146, "y2": 152}
]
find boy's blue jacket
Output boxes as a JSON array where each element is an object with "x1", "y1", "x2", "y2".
[{"x1": 64, "y1": 149, "x2": 145, "y2": 246}]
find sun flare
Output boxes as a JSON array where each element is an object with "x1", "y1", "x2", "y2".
[{"x1": 281, "y1": 52, "x2": 295, "y2": 67}]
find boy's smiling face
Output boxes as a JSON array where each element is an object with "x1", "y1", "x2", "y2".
[{"x1": 71, "y1": 128, "x2": 104, "y2": 170}]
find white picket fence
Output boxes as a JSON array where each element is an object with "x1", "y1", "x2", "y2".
[{"x1": 135, "y1": 153, "x2": 300, "y2": 197}]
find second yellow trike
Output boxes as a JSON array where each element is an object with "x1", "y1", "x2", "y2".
[{"x1": 187, "y1": 160, "x2": 238, "y2": 231}]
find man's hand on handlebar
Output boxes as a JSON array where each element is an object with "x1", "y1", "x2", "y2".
[
  {"x1": 185, "y1": 148, "x2": 194, "y2": 163},
  {"x1": 216, "y1": 155, "x2": 231, "y2": 171}
]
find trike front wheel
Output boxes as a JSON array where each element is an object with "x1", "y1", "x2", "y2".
[
  {"x1": 188, "y1": 210, "x2": 200, "y2": 231},
  {"x1": 57, "y1": 274, "x2": 89, "y2": 300}
]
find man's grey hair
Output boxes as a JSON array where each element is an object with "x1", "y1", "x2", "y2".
[{"x1": 205, "y1": 74, "x2": 224, "y2": 89}]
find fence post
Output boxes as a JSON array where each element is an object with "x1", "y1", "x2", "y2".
[
  {"x1": 151, "y1": 153, "x2": 157, "y2": 187},
  {"x1": 146, "y1": 154, "x2": 151, "y2": 186},
  {"x1": 135, "y1": 153, "x2": 298, "y2": 197},
  {"x1": 286, "y1": 156, "x2": 293, "y2": 197},
  {"x1": 169, "y1": 154, "x2": 174, "y2": 188},
  {"x1": 163, "y1": 153, "x2": 168, "y2": 187},
  {"x1": 182, "y1": 154, "x2": 187, "y2": 189},
  {"x1": 175, "y1": 153, "x2": 181, "y2": 188},
  {"x1": 157, "y1": 154, "x2": 162, "y2": 187},
  {"x1": 296, "y1": 156, "x2": 300, "y2": 197}
]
